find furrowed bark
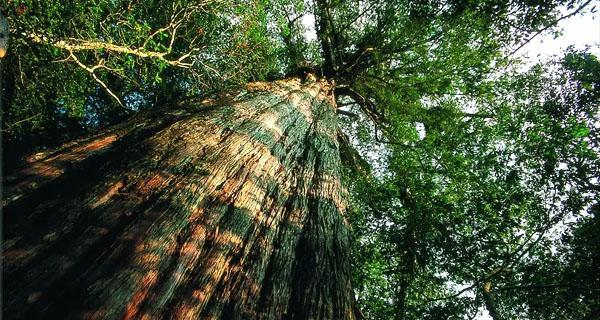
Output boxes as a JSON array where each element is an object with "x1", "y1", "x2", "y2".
[{"x1": 2, "y1": 77, "x2": 356, "y2": 320}]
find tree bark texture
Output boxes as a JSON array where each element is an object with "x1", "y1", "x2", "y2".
[{"x1": 2, "y1": 77, "x2": 356, "y2": 320}]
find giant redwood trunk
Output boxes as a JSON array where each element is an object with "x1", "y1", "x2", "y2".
[{"x1": 2, "y1": 76, "x2": 356, "y2": 320}]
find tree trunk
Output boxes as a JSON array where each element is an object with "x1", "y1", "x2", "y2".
[
  {"x1": 482, "y1": 281, "x2": 503, "y2": 320},
  {"x1": 2, "y1": 76, "x2": 356, "y2": 320}
]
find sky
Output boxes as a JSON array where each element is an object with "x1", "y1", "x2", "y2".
[
  {"x1": 301, "y1": 13, "x2": 317, "y2": 41},
  {"x1": 302, "y1": 3, "x2": 599, "y2": 63},
  {"x1": 518, "y1": 4, "x2": 600, "y2": 64}
]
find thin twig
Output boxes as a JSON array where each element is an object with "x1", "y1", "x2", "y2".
[
  {"x1": 510, "y1": 0, "x2": 593, "y2": 56},
  {"x1": 68, "y1": 52, "x2": 124, "y2": 107},
  {"x1": 2, "y1": 113, "x2": 42, "y2": 132},
  {"x1": 499, "y1": 283, "x2": 600, "y2": 292}
]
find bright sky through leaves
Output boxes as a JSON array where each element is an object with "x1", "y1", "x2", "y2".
[{"x1": 520, "y1": 5, "x2": 599, "y2": 63}]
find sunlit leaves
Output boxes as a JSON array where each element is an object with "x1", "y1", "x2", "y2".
[{"x1": 347, "y1": 50, "x2": 599, "y2": 319}]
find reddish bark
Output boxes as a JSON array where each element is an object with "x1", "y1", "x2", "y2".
[{"x1": 3, "y1": 77, "x2": 356, "y2": 320}]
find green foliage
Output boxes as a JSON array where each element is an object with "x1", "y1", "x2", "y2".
[
  {"x1": 347, "y1": 51, "x2": 599, "y2": 319},
  {"x1": 2, "y1": 0, "x2": 282, "y2": 167}
]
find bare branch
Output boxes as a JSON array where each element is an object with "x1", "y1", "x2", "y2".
[
  {"x1": 336, "y1": 109, "x2": 358, "y2": 117},
  {"x1": 68, "y1": 52, "x2": 124, "y2": 107},
  {"x1": 499, "y1": 283, "x2": 600, "y2": 292},
  {"x1": 510, "y1": 0, "x2": 593, "y2": 56},
  {"x1": 1, "y1": 113, "x2": 42, "y2": 132},
  {"x1": 425, "y1": 283, "x2": 479, "y2": 302},
  {"x1": 26, "y1": 32, "x2": 198, "y2": 68}
]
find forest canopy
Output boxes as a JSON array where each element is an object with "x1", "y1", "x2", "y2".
[{"x1": 2, "y1": 1, "x2": 599, "y2": 319}]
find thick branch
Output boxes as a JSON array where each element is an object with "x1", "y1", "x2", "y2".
[
  {"x1": 336, "y1": 109, "x2": 358, "y2": 117},
  {"x1": 337, "y1": 129, "x2": 370, "y2": 176},
  {"x1": 335, "y1": 87, "x2": 418, "y2": 148},
  {"x1": 341, "y1": 29, "x2": 444, "y2": 77},
  {"x1": 335, "y1": 86, "x2": 385, "y2": 125},
  {"x1": 26, "y1": 32, "x2": 198, "y2": 68},
  {"x1": 482, "y1": 281, "x2": 504, "y2": 320},
  {"x1": 314, "y1": 0, "x2": 337, "y2": 76}
]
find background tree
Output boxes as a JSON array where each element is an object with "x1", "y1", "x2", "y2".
[{"x1": 348, "y1": 50, "x2": 599, "y2": 320}]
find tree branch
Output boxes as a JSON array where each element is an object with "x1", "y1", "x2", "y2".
[
  {"x1": 1, "y1": 113, "x2": 42, "y2": 132},
  {"x1": 336, "y1": 109, "x2": 358, "y2": 117},
  {"x1": 314, "y1": 0, "x2": 337, "y2": 76},
  {"x1": 26, "y1": 32, "x2": 199, "y2": 68},
  {"x1": 335, "y1": 86, "x2": 385, "y2": 124},
  {"x1": 482, "y1": 281, "x2": 504, "y2": 320},
  {"x1": 510, "y1": 0, "x2": 593, "y2": 56},
  {"x1": 499, "y1": 283, "x2": 600, "y2": 292},
  {"x1": 68, "y1": 52, "x2": 124, "y2": 107}
]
